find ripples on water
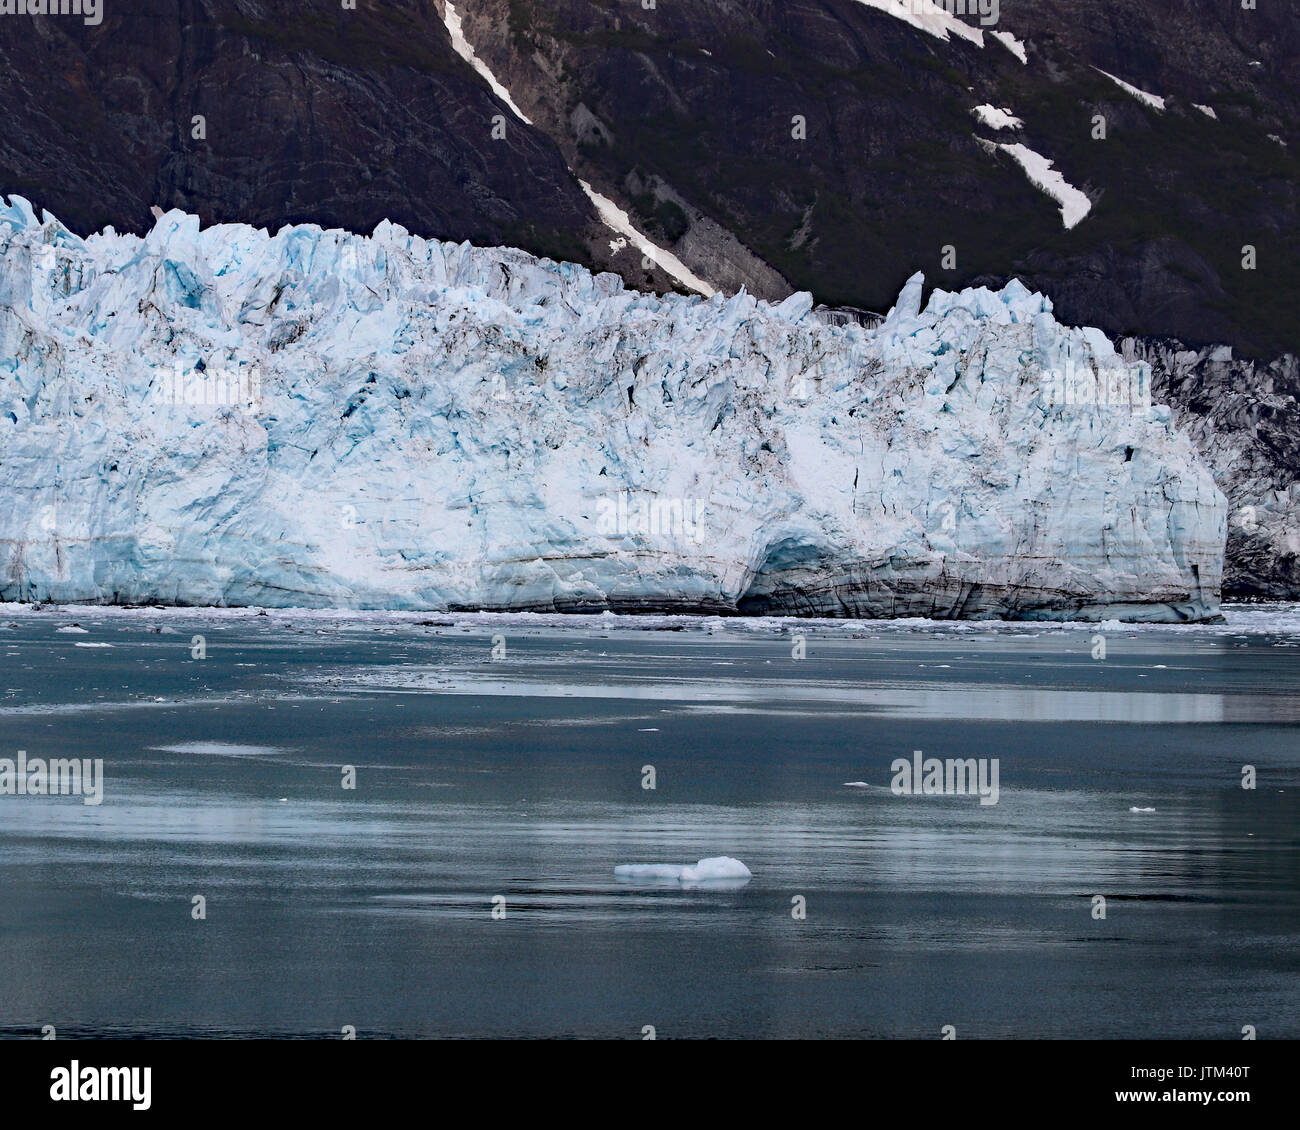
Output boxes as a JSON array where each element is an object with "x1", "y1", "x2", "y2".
[{"x1": 0, "y1": 606, "x2": 1297, "y2": 1038}]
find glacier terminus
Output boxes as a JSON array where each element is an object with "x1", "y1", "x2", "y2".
[{"x1": 0, "y1": 197, "x2": 1226, "y2": 620}]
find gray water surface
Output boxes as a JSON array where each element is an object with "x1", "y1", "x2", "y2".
[{"x1": 1, "y1": 608, "x2": 1297, "y2": 1039}]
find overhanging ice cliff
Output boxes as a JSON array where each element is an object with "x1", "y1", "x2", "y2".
[{"x1": 0, "y1": 197, "x2": 1226, "y2": 619}]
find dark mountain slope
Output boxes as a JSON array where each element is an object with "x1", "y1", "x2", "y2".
[
  {"x1": 460, "y1": 0, "x2": 1299, "y2": 355},
  {"x1": 0, "y1": 0, "x2": 601, "y2": 263}
]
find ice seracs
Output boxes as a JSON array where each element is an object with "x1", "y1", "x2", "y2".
[{"x1": 0, "y1": 197, "x2": 1226, "y2": 621}]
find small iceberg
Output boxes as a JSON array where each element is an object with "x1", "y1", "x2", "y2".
[
  {"x1": 615, "y1": 856, "x2": 752, "y2": 888},
  {"x1": 1129, "y1": 806, "x2": 1157, "y2": 813}
]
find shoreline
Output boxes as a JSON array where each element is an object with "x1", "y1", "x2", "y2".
[{"x1": 2, "y1": 600, "x2": 1297, "y2": 636}]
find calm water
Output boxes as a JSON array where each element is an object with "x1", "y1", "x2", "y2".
[{"x1": 1, "y1": 607, "x2": 1298, "y2": 1039}]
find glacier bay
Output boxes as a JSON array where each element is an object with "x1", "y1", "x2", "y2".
[{"x1": 0, "y1": 196, "x2": 1225, "y2": 620}]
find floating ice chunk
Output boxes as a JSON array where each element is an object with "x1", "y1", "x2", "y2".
[
  {"x1": 73, "y1": 642, "x2": 113, "y2": 648},
  {"x1": 56, "y1": 625, "x2": 89, "y2": 633},
  {"x1": 1099, "y1": 618, "x2": 1123, "y2": 631},
  {"x1": 615, "y1": 856, "x2": 753, "y2": 884},
  {"x1": 150, "y1": 742, "x2": 288, "y2": 758},
  {"x1": 1129, "y1": 806, "x2": 1156, "y2": 813}
]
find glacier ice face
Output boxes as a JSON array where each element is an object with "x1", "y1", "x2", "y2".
[{"x1": 0, "y1": 196, "x2": 1226, "y2": 620}]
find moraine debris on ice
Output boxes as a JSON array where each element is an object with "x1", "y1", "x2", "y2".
[{"x1": 0, "y1": 196, "x2": 1225, "y2": 620}]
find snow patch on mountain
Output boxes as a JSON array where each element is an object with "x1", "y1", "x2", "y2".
[
  {"x1": 441, "y1": 1, "x2": 534, "y2": 124},
  {"x1": 1093, "y1": 68, "x2": 1166, "y2": 111},
  {"x1": 439, "y1": 1, "x2": 711, "y2": 296},
  {"x1": 851, "y1": 0, "x2": 985, "y2": 47},
  {"x1": 973, "y1": 105, "x2": 1024, "y2": 131},
  {"x1": 849, "y1": 0, "x2": 1025, "y2": 62},
  {"x1": 989, "y1": 30, "x2": 1028, "y2": 64},
  {"x1": 980, "y1": 140, "x2": 1092, "y2": 229},
  {"x1": 0, "y1": 196, "x2": 1225, "y2": 619},
  {"x1": 1193, "y1": 104, "x2": 1217, "y2": 120},
  {"x1": 579, "y1": 180, "x2": 715, "y2": 298}
]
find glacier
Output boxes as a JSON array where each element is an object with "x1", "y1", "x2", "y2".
[{"x1": 0, "y1": 196, "x2": 1225, "y2": 620}]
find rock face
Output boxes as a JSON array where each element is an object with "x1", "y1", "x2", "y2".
[
  {"x1": 1139, "y1": 340, "x2": 1300, "y2": 599},
  {"x1": 2, "y1": 2, "x2": 1295, "y2": 353},
  {"x1": 0, "y1": 0, "x2": 608, "y2": 273},
  {"x1": 459, "y1": 0, "x2": 1300, "y2": 356},
  {"x1": 0, "y1": 199, "x2": 1226, "y2": 619}
]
